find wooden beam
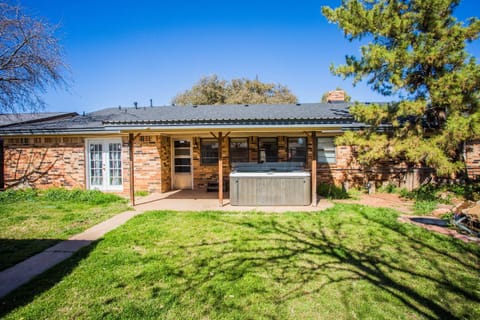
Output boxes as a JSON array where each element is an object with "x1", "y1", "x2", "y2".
[
  {"x1": 311, "y1": 131, "x2": 317, "y2": 207},
  {"x1": 210, "y1": 132, "x2": 218, "y2": 139},
  {"x1": 218, "y1": 132, "x2": 223, "y2": 207},
  {"x1": 129, "y1": 133, "x2": 135, "y2": 206}
]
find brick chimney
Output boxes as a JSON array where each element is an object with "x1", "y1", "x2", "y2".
[{"x1": 326, "y1": 90, "x2": 346, "y2": 102}]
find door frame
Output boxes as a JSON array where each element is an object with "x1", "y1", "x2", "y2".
[
  {"x1": 85, "y1": 138, "x2": 123, "y2": 192},
  {"x1": 171, "y1": 137, "x2": 194, "y2": 190}
]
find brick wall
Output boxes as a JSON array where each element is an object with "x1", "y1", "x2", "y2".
[
  {"x1": 121, "y1": 136, "x2": 130, "y2": 195},
  {"x1": 131, "y1": 135, "x2": 162, "y2": 193},
  {"x1": 4, "y1": 133, "x2": 478, "y2": 195},
  {"x1": 2, "y1": 134, "x2": 166, "y2": 194},
  {"x1": 159, "y1": 136, "x2": 171, "y2": 192},
  {"x1": 3, "y1": 136, "x2": 86, "y2": 189},
  {"x1": 192, "y1": 138, "x2": 230, "y2": 190},
  {"x1": 314, "y1": 143, "x2": 434, "y2": 191}
]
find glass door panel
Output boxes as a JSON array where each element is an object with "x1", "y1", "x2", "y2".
[
  {"x1": 173, "y1": 139, "x2": 192, "y2": 189},
  {"x1": 88, "y1": 140, "x2": 123, "y2": 191},
  {"x1": 89, "y1": 143, "x2": 103, "y2": 187},
  {"x1": 108, "y1": 143, "x2": 122, "y2": 186}
]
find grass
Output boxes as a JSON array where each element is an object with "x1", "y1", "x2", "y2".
[
  {"x1": 134, "y1": 190, "x2": 149, "y2": 197},
  {"x1": 1, "y1": 204, "x2": 479, "y2": 319},
  {"x1": 0, "y1": 188, "x2": 129, "y2": 270}
]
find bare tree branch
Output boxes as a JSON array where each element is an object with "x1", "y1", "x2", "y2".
[{"x1": 0, "y1": 2, "x2": 69, "y2": 113}]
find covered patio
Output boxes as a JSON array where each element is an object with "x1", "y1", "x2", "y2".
[{"x1": 133, "y1": 189, "x2": 332, "y2": 213}]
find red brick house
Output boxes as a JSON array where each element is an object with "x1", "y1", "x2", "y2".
[
  {"x1": 0, "y1": 103, "x2": 478, "y2": 205},
  {"x1": 0, "y1": 112, "x2": 77, "y2": 190}
]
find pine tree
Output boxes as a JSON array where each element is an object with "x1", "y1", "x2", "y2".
[{"x1": 323, "y1": 0, "x2": 480, "y2": 176}]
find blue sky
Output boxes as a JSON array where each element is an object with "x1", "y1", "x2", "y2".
[{"x1": 18, "y1": 0, "x2": 480, "y2": 113}]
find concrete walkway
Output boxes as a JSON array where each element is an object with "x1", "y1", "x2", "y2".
[
  {"x1": 0, "y1": 210, "x2": 142, "y2": 299},
  {"x1": 0, "y1": 191, "x2": 329, "y2": 299}
]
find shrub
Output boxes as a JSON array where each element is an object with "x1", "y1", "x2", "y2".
[
  {"x1": 450, "y1": 183, "x2": 480, "y2": 201},
  {"x1": 42, "y1": 188, "x2": 125, "y2": 205},
  {"x1": 378, "y1": 183, "x2": 401, "y2": 194},
  {"x1": 0, "y1": 188, "x2": 39, "y2": 203},
  {"x1": 402, "y1": 182, "x2": 480, "y2": 203},
  {"x1": 317, "y1": 183, "x2": 349, "y2": 199},
  {"x1": 401, "y1": 184, "x2": 438, "y2": 202},
  {"x1": 413, "y1": 200, "x2": 437, "y2": 215}
]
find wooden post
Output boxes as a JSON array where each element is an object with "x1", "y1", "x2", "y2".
[
  {"x1": 129, "y1": 133, "x2": 135, "y2": 206},
  {"x1": 0, "y1": 138, "x2": 4, "y2": 190},
  {"x1": 218, "y1": 132, "x2": 223, "y2": 207},
  {"x1": 311, "y1": 131, "x2": 317, "y2": 206}
]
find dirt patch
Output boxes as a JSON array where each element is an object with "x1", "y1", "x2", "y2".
[{"x1": 335, "y1": 193, "x2": 414, "y2": 214}]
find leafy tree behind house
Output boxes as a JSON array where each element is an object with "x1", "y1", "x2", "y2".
[
  {"x1": 322, "y1": 0, "x2": 480, "y2": 176},
  {"x1": 172, "y1": 75, "x2": 298, "y2": 105},
  {"x1": 0, "y1": 2, "x2": 68, "y2": 113}
]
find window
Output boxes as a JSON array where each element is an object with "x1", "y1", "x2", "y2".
[
  {"x1": 174, "y1": 140, "x2": 191, "y2": 173},
  {"x1": 230, "y1": 138, "x2": 249, "y2": 163},
  {"x1": 140, "y1": 135, "x2": 151, "y2": 143},
  {"x1": 258, "y1": 138, "x2": 278, "y2": 162},
  {"x1": 287, "y1": 137, "x2": 307, "y2": 163},
  {"x1": 201, "y1": 139, "x2": 219, "y2": 165},
  {"x1": 317, "y1": 137, "x2": 336, "y2": 164}
]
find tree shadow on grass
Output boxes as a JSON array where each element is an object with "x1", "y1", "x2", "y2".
[
  {"x1": 0, "y1": 239, "x2": 62, "y2": 271},
  {"x1": 160, "y1": 208, "x2": 479, "y2": 319},
  {"x1": 0, "y1": 240, "x2": 99, "y2": 317}
]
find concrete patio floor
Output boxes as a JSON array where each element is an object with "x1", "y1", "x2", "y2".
[{"x1": 134, "y1": 189, "x2": 334, "y2": 212}]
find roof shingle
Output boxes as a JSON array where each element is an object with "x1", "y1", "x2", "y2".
[{"x1": 0, "y1": 103, "x2": 356, "y2": 134}]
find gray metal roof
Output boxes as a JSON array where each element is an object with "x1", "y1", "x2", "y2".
[
  {"x1": 0, "y1": 112, "x2": 76, "y2": 128},
  {"x1": 0, "y1": 103, "x2": 358, "y2": 134}
]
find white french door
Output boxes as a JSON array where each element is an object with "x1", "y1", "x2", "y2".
[{"x1": 87, "y1": 139, "x2": 123, "y2": 191}]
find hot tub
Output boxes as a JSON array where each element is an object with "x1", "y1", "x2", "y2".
[{"x1": 230, "y1": 162, "x2": 311, "y2": 206}]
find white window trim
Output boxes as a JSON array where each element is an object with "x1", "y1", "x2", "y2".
[{"x1": 317, "y1": 137, "x2": 336, "y2": 164}]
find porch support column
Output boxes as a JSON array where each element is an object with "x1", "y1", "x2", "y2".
[
  {"x1": 311, "y1": 131, "x2": 317, "y2": 206},
  {"x1": 129, "y1": 133, "x2": 135, "y2": 206},
  {"x1": 218, "y1": 132, "x2": 223, "y2": 207}
]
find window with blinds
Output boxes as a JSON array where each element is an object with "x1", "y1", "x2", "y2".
[
  {"x1": 200, "y1": 139, "x2": 219, "y2": 165},
  {"x1": 317, "y1": 137, "x2": 336, "y2": 164}
]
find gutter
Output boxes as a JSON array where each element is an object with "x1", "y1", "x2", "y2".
[
  {"x1": 0, "y1": 123, "x2": 392, "y2": 136},
  {"x1": 0, "y1": 128, "x2": 121, "y2": 136}
]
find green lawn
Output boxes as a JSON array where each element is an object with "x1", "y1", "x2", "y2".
[
  {"x1": 0, "y1": 189, "x2": 129, "y2": 270},
  {"x1": 1, "y1": 204, "x2": 479, "y2": 319}
]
